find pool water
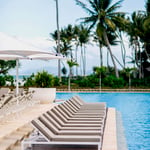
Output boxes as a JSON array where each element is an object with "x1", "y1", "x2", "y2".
[{"x1": 56, "y1": 93, "x2": 150, "y2": 150}]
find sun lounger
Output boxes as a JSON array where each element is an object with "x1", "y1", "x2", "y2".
[
  {"x1": 0, "y1": 95, "x2": 13, "y2": 109},
  {"x1": 46, "y1": 110, "x2": 103, "y2": 127},
  {"x1": 0, "y1": 88, "x2": 10, "y2": 98},
  {"x1": 22, "y1": 118, "x2": 102, "y2": 150},
  {"x1": 43, "y1": 112, "x2": 103, "y2": 130},
  {"x1": 72, "y1": 95, "x2": 106, "y2": 108},
  {"x1": 61, "y1": 101, "x2": 106, "y2": 117},
  {"x1": 22, "y1": 96, "x2": 106, "y2": 150},
  {"x1": 37, "y1": 115, "x2": 103, "y2": 135},
  {"x1": 55, "y1": 105, "x2": 105, "y2": 121},
  {"x1": 70, "y1": 97, "x2": 106, "y2": 110},
  {"x1": 67, "y1": 98, "x2": 106, "y2": 111},
  {"x1": 51, "y1": 106, "x2": 103, "y2": 124}
]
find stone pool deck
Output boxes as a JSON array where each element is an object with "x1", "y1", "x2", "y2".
[{"x1": 0, "y1": 103, "x2": 118, "y2": 150}]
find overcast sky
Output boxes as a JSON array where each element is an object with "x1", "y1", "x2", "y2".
[{"x1": 0, "y1": 0, "x2": 145, "y2": 76}]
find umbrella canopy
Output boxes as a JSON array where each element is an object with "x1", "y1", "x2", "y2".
[
  {"x1": 0, "y1": 54, "x2": 26, "y2": 60},
  {"x1": 0, "y1": 32, "x2": 66, "y2": 105},
  {"x1": 28, "y1": 53, "x2": 66, "y2": 60}
]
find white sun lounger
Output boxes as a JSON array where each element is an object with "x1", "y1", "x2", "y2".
[
  {"x1": 55, "y1": 105, "x2": 105, "y2": 121},
  {"x1": 46, "y1": 110, "x2": 104, "y2": 127},
  {"x1": 22, "y1": 118, "x2": 102, "y2": 150},
  {"x1": 22, "y1": 96, "x2": 106, "y2": 150},
  {"x1": 43, "y1": 112, "x2": 103, "y2": 130},
  {"x1": 38, "y1": 115, "x2": 103, "y2": 135},
  {"x1": 51, "y1": 106, "x2": 104, "y2": 124},
  {"x1": 60, "y1": 101, "x2": 106, "y2": 117}
]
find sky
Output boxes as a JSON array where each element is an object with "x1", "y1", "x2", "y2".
[{"x1": 0, "y1": 0, "x2": 145, "y2": 76}]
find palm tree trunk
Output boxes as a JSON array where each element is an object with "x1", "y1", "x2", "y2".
[
  {"x1": 107, "y1": 50, "x2": 109, "y2": 68},
  {"x1": 55, "y1": 0, "x2": 61, "y2": 81},
  {"x1": 83, "y1": 45, "x2": 86, "y2": 76},
  {"x1": 68, "y1": 75, "x2": 71, "y2": 91},
  {"x1": 103, "y1": 31, "x2": 119, "y2": 78},
  {"x1": 134, "y1": 41, "x2": 142, "y2": 79},
  {"x1": 99, "y1": 42, "x2": 103, "y2": 67},
  {"x1": 118, "y1": 31, "x2": 126, "y2": 68},
  {"x1": 80, "y1": 46, "x2": 84, "y2": 76},
  {"x1": 75, "y1": 45, "x2": 78, "y2": 76}
]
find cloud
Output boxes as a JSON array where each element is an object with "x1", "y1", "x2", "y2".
[{"x1": 9, "y1": 35, "x2": 133, "y2": 76}]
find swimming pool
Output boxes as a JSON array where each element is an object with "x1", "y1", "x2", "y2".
[{"x1": 56, "y1": 93, "x2": 150, "y2": 150}]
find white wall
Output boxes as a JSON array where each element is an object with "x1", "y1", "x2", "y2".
[{"x1": 29, "y1": 88, "x2": 56, "y2": 104}]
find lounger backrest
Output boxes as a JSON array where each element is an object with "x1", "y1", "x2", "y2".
[
  {"x1": 73, "y1": 95, "x2": 85, "y2": 105},
  {"x1": 43, "y1": 113, "x2": 62, "y2": 130},
  {"x1": 73, "y1": 96, "x2": 107, "y2": 109},
  {"x1": 65, "y1": 99, "x2": 79, "y2": 111},
  {"x1": 61, "y1": 102, "x2": 76, "y2": 115},
  {"x1": 54, "y1": 106, "x2": 70, "y2": 120},
  {"x1": 63, "y1": 101, "x2": 77, "y2": 113},
  {"x1": 69, "y1": 99, "x2": 81, "y2": 109},
  {"x1": 31, "y1": 119, "x2": 53, "y2": 141},
  {"x1": 39, "y1": 115, "x2": 59, "y2": 135},
  {"x1": 58, "y1": 104, "x2": 73, "y2": 117},
  {"x1": 0, "y1": 88, "x2": 10, "y2": 97},
  {"x1": 73, "y1": 96, "x2": 107, "y2": 110},
  {"x1": 47, "y1": 110, "x2": 65, "y2": 126}
]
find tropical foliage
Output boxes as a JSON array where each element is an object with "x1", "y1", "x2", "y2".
[
  {"x1": 1, "y1": 0, "x2": 150, "y2": 89},
  {"x1": 0, "y1": 60, "x2": 16, "y2": 75}
]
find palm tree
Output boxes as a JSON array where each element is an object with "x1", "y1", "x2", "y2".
[
  {"x1": 75, "y1": 0, "x2": 126, "y2": 78},
  {"x1": 55, "y1": 0, "x2": 61, "y2": 81},
  {"x1": 115, "y1": 14, "x2": 129, "y2": 69},
  {"x1": 73, "y1": 25, "x2": 80, "y2": 76},
  {"x1": 93, "y1": 32, "x2": 104, "y2": 67},
  {"x1": 67, "y1": 60, "x2": 79, "y2": 91},
  {"x1": 76, "y1": 25, "x2": 91, "y2": 76},
  {"x1": 126, "y1": 11, "x2": 144, "y2": 78}
]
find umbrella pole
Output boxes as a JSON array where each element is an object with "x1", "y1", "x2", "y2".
[{"x1": 16, "y1": 59, "x2": 19, "y2": 105}]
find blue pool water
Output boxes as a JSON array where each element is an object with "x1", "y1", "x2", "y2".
[{"x1": 56, "y1": 93, "x2": 150, "y2": 150}]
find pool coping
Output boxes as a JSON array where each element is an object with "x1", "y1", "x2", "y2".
[
  {"x1": 56, "y1": 90, "x2": 150, "y2": 93},
  {"x1": 102, "y1": 108, "x2": 117, "y2": 150}
]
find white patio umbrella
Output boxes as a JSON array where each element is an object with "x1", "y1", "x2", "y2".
[
  {"x1": 0, "y1": 32, "x2": 62, "y2": 103},
  {"x1": 0, "y1": 53, "x2": 65, "y2": 105},
  {"x1": 28, "y1": 53, "x2": 66, "y2": 60}
]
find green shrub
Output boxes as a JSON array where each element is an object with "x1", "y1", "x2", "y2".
[
  {"x1": 4, "y1": 75, "x2": 14, "y2": 86},
  {"x1": 23, "y1": 74, "x2": 35, "y2": 87},
  {"x1": 35, "y1": 71, "x2": 54, "y2": 87},
  {"x1": 0, "y1": 76, "x2": 6, "y2": 86},
  {"x1": 53, "y1": 76, "x2": 60, "y2": 86},
  {"x1": 76, "y1": 76, "x2": 96, "y2": 88},
  {"x1": 103, "y1": 76, "x2": 125, "y2": 88},
  {"x1": 77, "y1": 77, "x2": 89, "y2": 87}
]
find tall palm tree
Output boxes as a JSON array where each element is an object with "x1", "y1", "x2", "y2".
[
  {"x1": 77, "y1": 25, "x2": 91, "y2": 76},
  {"x1": 93, "y1": 33, "x2": 104, "y2": 67},
  {"x1": 115, "y1": 14, "x2": 129, "y2": 69},
  {"x1": 127, "y1": 11, "x2": 146, "y2": 78},
  {"x1": 75, "y1": 0, "x2": 126, "y2": 78},
  {"x1": 55, "y1": 0, "x2": 61, "y2": 80},
  {"x1": 93, "y1": 28, "x2": 118, "y2": 68},
  {"x1": 67, "y1": 60, "x2": 79, "y2": 91},
  {"x1": 73, "y1": 25, "x2": 80, "y2": 76}
]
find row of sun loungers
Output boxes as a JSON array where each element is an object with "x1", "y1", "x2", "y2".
[
  {"x1": 22, "y1": 95, "x2": 107, "y2": 150},
  {"x1": 0, "y1": 88, "x2": 34, "y2": 116}
]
